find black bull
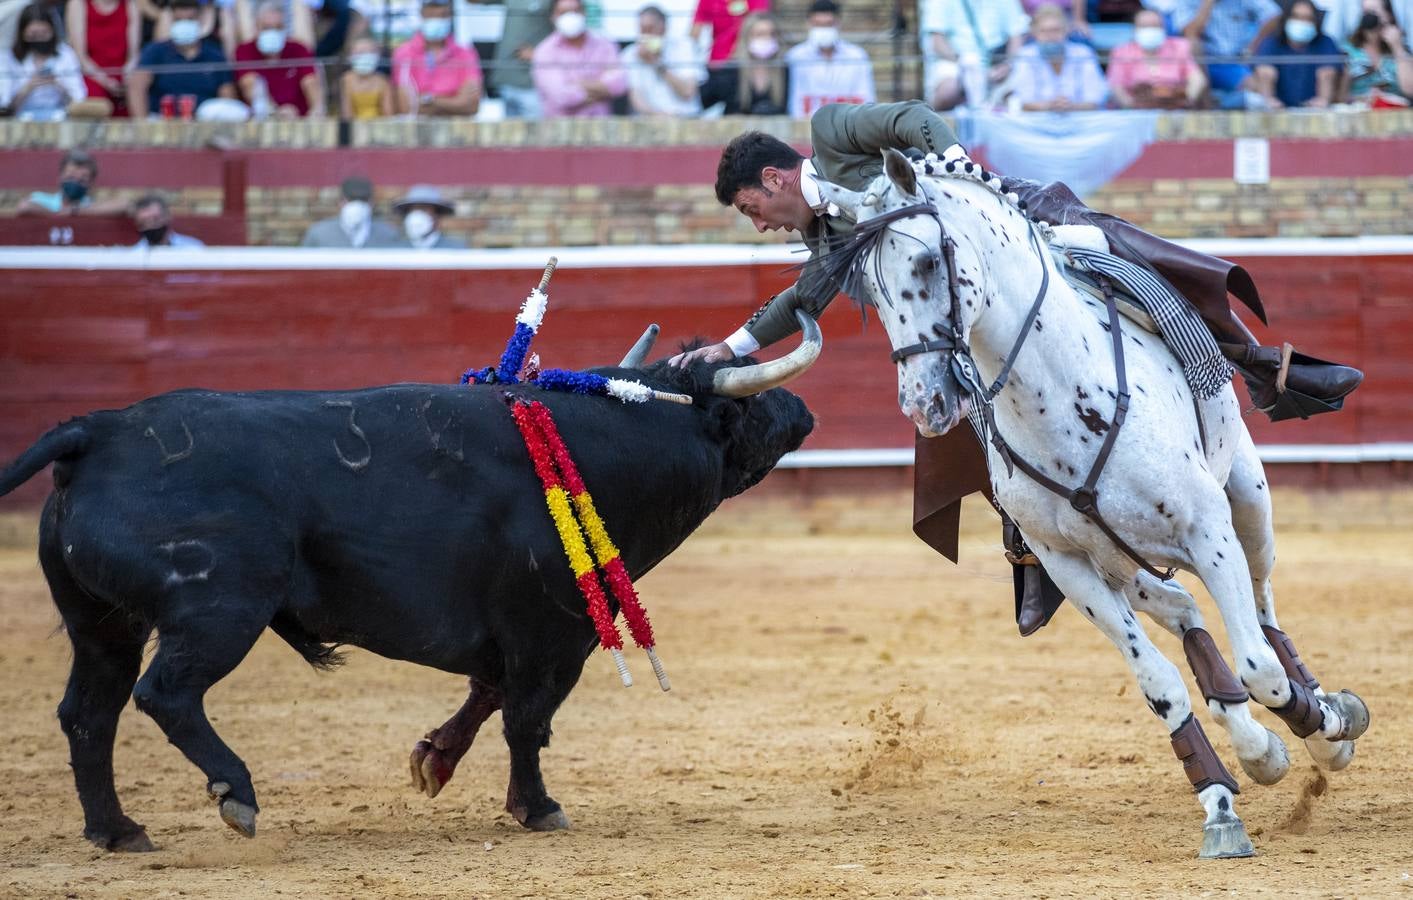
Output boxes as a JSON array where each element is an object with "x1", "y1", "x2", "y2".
[{"x1": 0, "y1": 356, "x2": 814, "y2": 851}]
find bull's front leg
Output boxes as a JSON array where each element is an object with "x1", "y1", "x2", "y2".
[
  {"x1": 500, "y1": 658, "x2": 584, "y2": 831},
  {"x1": 410, "y1": 678, "x2": 503, "y2": 799}
]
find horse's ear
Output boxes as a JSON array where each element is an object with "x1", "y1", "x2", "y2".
[
  {"x1": 882, "y1": 148, "x2": 918, "y2": 198},
  {"x1": 817, "y1": 179, "x2": 865, "y2": 218}
]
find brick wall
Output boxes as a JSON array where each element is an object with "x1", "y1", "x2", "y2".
[{"x1": 2, "y1": 113, "x2": 1412, "y2": 246}]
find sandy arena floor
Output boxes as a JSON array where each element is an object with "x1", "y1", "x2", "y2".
[{"x1": 1, "y1": 489, "x2": 1411, "y2": 899}]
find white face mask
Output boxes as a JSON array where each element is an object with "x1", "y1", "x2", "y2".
[
  {"x1": 257, "y1": 28, "x2": 286, "y2": 55},
  {"x1": 350, "y1": 51, "x2": 379, "y2": 74},
  {"x1": 421, "y1": 17, "x2": 452, "y2": 41},
  {"x1": 637, "y1": 34, "x2": 663, "y2": 54},
  {"x1": 808, "y1": 25, "x2": 838, "y2": 48},
  {"x1": 404, "y1": 208, "x2": 436, "y2": 241},
  {"x1": 555, "y1": 11, "x2": 587, "y2": 38},
  {"x1": 169, "y1": 19, "x2": 202, "y2": 46},
  {"x1": 1284, "y1": 19, "x2": 1317, "y2": 44},
  {"x1": 1134, "y1": 26, "x2": 1166, "y2": 51},
  {"x1": 747, "y1": 36, "x2": 778, "y2": 59},
  {"x1": 339, "y1": 200, "x2": 371, "y2": 233}
]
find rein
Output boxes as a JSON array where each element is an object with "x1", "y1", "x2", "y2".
[{"x1": 879, "y1": 193, "x2": 1175, "y2": 582}]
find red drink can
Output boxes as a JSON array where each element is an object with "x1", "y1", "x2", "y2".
[
  {"x1": 179, "y1": 94, "x2": 196, "y2": 120},
  {"x1": 159, "y1": 94, "x2": 175, "y2": 118}
]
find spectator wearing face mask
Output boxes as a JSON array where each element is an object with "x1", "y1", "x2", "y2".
[
  {"x1": 784, "y1": 0, "x2": 874, "y2": 118},
  {"x1": 302, "y1": 175, "x2": 401, "y2": 246},
  {"x1": 1254, "y1": 0, "x2": 1345, "y2": 107},
  {"x1": 700, "y1": 11, "x2": 788, "y2": 114},
  {"x1": 16, "y1": 147, "x2": 130, "y2": 216},
  {"x1": 1343, "y1": 1, "x2": 1413, "y2": 102},
  {"x1": 126, "y1": 0, "x2": 237, "y2": 117},
  {"x1": 132, "y1": 193, "x2": 206, "y2": 247},
  {"x1": 622, "y1": 4, "x2": 703, "y2": 116},
  {"x1": 235, "y1": 0, "x2": 323, "y2": 116},
  {"x1": 1, "y1": 3, "x2": 96, "y2": 120},
  {"x1": 531, "y1": 0, "x2": 626, "y2": 117},
  {"x1": 1107, "y1": 7, "x2": 1206, "y2": 108},
  {"x1": 1009, "y1": 2, "x2": 1107, "y2": 110},
  {"x1": 393, "y1": 185, "x2": 466, "y2": 249},
  {"x1": 392, "y1": 0, "x2": 481, "y2": 116},
  {"x1": 1172, "y1": 0, "x2": 1281, "y2": 108},
  {"x1": 341, "y1": 34, "x2": 392, "y2": 117}
]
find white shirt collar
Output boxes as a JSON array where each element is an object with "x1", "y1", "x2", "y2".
[{"x1": 800, "y1": 159, "x2": 839, "y2": 218}]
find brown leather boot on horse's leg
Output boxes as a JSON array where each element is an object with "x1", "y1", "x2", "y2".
[{"x1": 1002, "y1": 518, "x2": 1065, "y2": 636}]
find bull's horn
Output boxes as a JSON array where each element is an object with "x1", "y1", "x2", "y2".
[
  {"x1": 711, "y1": 310, "x2": 821, "y2": 398},
  {"x1": 619, "y1": 324, "x2": 660, "y2": 368}
]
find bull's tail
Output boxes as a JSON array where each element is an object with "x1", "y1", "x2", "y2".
[{"x1": 0, "y1": 421, "x2": 89, "y2": 498}]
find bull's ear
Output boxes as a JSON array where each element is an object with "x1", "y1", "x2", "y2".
[
  {"x1": 883, "y1": 148, "x2": 918, "y2": 198},
  {"x1": 817, "y1": 179, "x2": 864, "y2": 219}
]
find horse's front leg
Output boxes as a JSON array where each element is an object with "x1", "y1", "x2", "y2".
[
  {"x1": 1044, "y1": 550, "x2": 1253, "y2": 859},
  {"x1": 1223, "y1": 434, "x2": 1369, "y2": 770},
  {"x1": 1125, "y1": 573, "x2": 1290, "y2": 786}
]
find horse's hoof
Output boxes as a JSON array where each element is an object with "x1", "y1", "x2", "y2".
[
  {"x1": 1327, "y1": 690, "x2": 1370, "y2": 742},
  {"x1": 522, "y1": 808, "x2": 572, "y2": 832},
  {"x1": 87, "y1": 825, "x2": 156, "y2": 853},
  {"x1": 1199, "y1": 811, "x2": 1256, "y2": 859},
  {"x1": 219, "y1": 798, "x2": 258, "y2": 838},
  {"x1": 1239, "y1": 727, "x2": 1290, "y2": 786},
  {"x1": 1306, "y1": 735, "x2": 1356, "y2": 772}
]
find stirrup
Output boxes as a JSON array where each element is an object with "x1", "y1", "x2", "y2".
[{"x1": 1260, "y1": 343, "x2": 1346, "y2": 422}]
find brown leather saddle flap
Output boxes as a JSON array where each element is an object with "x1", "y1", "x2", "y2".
[{"x1": 912, "y1": 426, "x2": 991, "y2": 563}]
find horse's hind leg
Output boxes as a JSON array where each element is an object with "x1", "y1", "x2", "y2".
[
  {"x1": 1127, "y1": 573, "x2": 1289, "y2": 786},
  {"x1": 40, "y1": 532, "x2": 155, "y2": 851},
  {"x1": 1224, "y1": 434, "x2": 1368, "y2": 770},
  {"x1": 1047, "y1": 551, "x2": 1252, "y2": 859}
]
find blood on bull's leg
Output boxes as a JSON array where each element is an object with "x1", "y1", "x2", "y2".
[
  {"x1": 1126, "y1": 575, "x2": 1290, "y2": 787},
  {"x1": 1043, "y1": 550, "x2": 1255, "y2": 858},
  {"x1": 410, "y1": 678, "x2": 503, "y2": 799}
]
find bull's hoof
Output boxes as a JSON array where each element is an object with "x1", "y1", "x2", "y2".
[
  {"x1": 410, "y1": 739, "x2": 455, "y2": 799},
  {"x1": 1327, "y1": 690, "x2": 1370, "y2": 742},
  {"x1": 522, "y1": 808, "x2": 572, "y2": 832},
  {"x1": 86, "y1": 823, "x2": 156, "y2": 853},
  {"x1": 1239, "y1": 727, "x2": 1291, "y2": 786},
  {"x1": 219, "y1": 798, "x2": 258, "y2": 838},
  {"x1": 1199, "y1": 810, "x2": 1256, "y2": 859}
]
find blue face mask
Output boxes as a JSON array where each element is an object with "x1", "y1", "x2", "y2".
[
  {"x1": 421, "y1": 17, "x2": 452, "y2": 41},
  {"x1": 1037, "y1": 40, "x2": 1066, "y2": 60},
  {"x1": 1284, "y1": 19, "x2": 1317, "y2": 44}
]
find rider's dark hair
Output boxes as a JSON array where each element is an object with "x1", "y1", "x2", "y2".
[{"x1": 714, "y1": 131, "x2": 805, "y2": 206}]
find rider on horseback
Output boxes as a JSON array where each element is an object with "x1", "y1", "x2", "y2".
[{"x1": 668, "y1": 99, "x2": 1363, "y2": 635}]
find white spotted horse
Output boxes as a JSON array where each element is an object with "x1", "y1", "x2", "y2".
[{"x1": 815, "y1": 147, "x2": 1370, "y2": 858}]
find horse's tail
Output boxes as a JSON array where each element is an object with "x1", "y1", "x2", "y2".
[{"x1": 0, "y1": 421, "x2": 90, "y2": 498}]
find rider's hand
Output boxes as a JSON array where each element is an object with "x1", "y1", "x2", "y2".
[{"x1": 669, "y1": 341, "x2": 734, "y2": 369}]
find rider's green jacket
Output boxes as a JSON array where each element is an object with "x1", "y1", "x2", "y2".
[{"x1": 740, "y1": 101, "x2": 961, "y2": 349}]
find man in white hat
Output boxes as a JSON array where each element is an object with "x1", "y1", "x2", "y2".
[{"x1": 393, "y1": 185, "x2": 466, "y2": 248}]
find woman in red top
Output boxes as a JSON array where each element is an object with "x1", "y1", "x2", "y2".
[
  {"x1": 691, "y1": 0, "x2": 769, "y2": 68},
  {"x1": 67, "y1": 0, "x2": 139, "y2": 116}
]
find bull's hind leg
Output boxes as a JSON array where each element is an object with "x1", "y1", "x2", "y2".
[
  {"x1": 1127, "y1": 574, "x2": 1290, "y2": 786},
  {"x1": 1045, "y1": 551, "x2": 1252, "y2": 859},
  {"x1": 501, "y1": 653, "x2": 586, "y2": 831},
  {"x1": 1224, "y1": 434, "x2": 1368, "y2": 770},
  {"x1": 41, "y1": 533, "x2": 155, "y2": 851},
  {"x1": 410, "y1": 677, "x2": 503, "y2": 799},
  {"x1": 132, "y1": 592, "x2": 274, "y2": 838}
]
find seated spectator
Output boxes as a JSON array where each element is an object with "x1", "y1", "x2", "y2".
[
  {"x1": 67, "y1": 0, "x2": 138, "y2": 117},
  {"x1": 393, "y1": 185, "x2": 466, "y2": 249},
  {"x1": 622, "y1": 4, "x2": 703, "y2": 116},
  {"x1": 918, "y1": 0, "x2": 1028, "y2": 110},
  {"x1": 0, "y1": 3, "x2": 101, "y2": 119},
  {"x1": 1107, "y1": 6, "x2": 1207, "y2": 107},
  {"x1": 235, "y1": 0, "x2": 322, "y2": 116},
  {"x1": 302, "y1": 175, "x2": 400, "y2": 247},
  {"x1": 16, "y1": 147, "x2": 129, "y2": 215},
  {"x1": 700, "y1": 11, "x2": 788, "y2": 114},
  {"x1": 340, "y1": 34, "x2": 391, "y2": 118},
  {"x1": 490, "y1": 0, "x2": 552, "y2": 118},
  {"x1": 1254, "y1": 0, "x2": 1344, "y2": 107},
  {"x1": 227, "y1": 0, "x2": 315, "y2": 51},
  {"x1": 1021, "y1": 0, "x2": 1089, "y2": 36},
  {"x1": 531, "y1": 0, "x2": 625, "y2": 117},
  {"x1": 691, "y1": 0, "x2": 769, "y2": 75},
  {"x1": 1343, "y1": 1, "x2": 1412, "y2": 101},
  {"x1": 392, "y1": 0, "x2": 481, "y2": 116},
  {"x1": 126, "y1": 0, "x2": 238, "y2": 117},
  {"x1": 1009, "y1": 2, "x2": 1107, "y2": 110},
  {"x1": 1174, "y1": 0, "x2": 1281, "y2": 108},
  {"x1": 132, "y1": 192, "x2": 206, "y2": 247},
  {"x1": 785, "y1": 0, "x2": 874, "y2": 117}
]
